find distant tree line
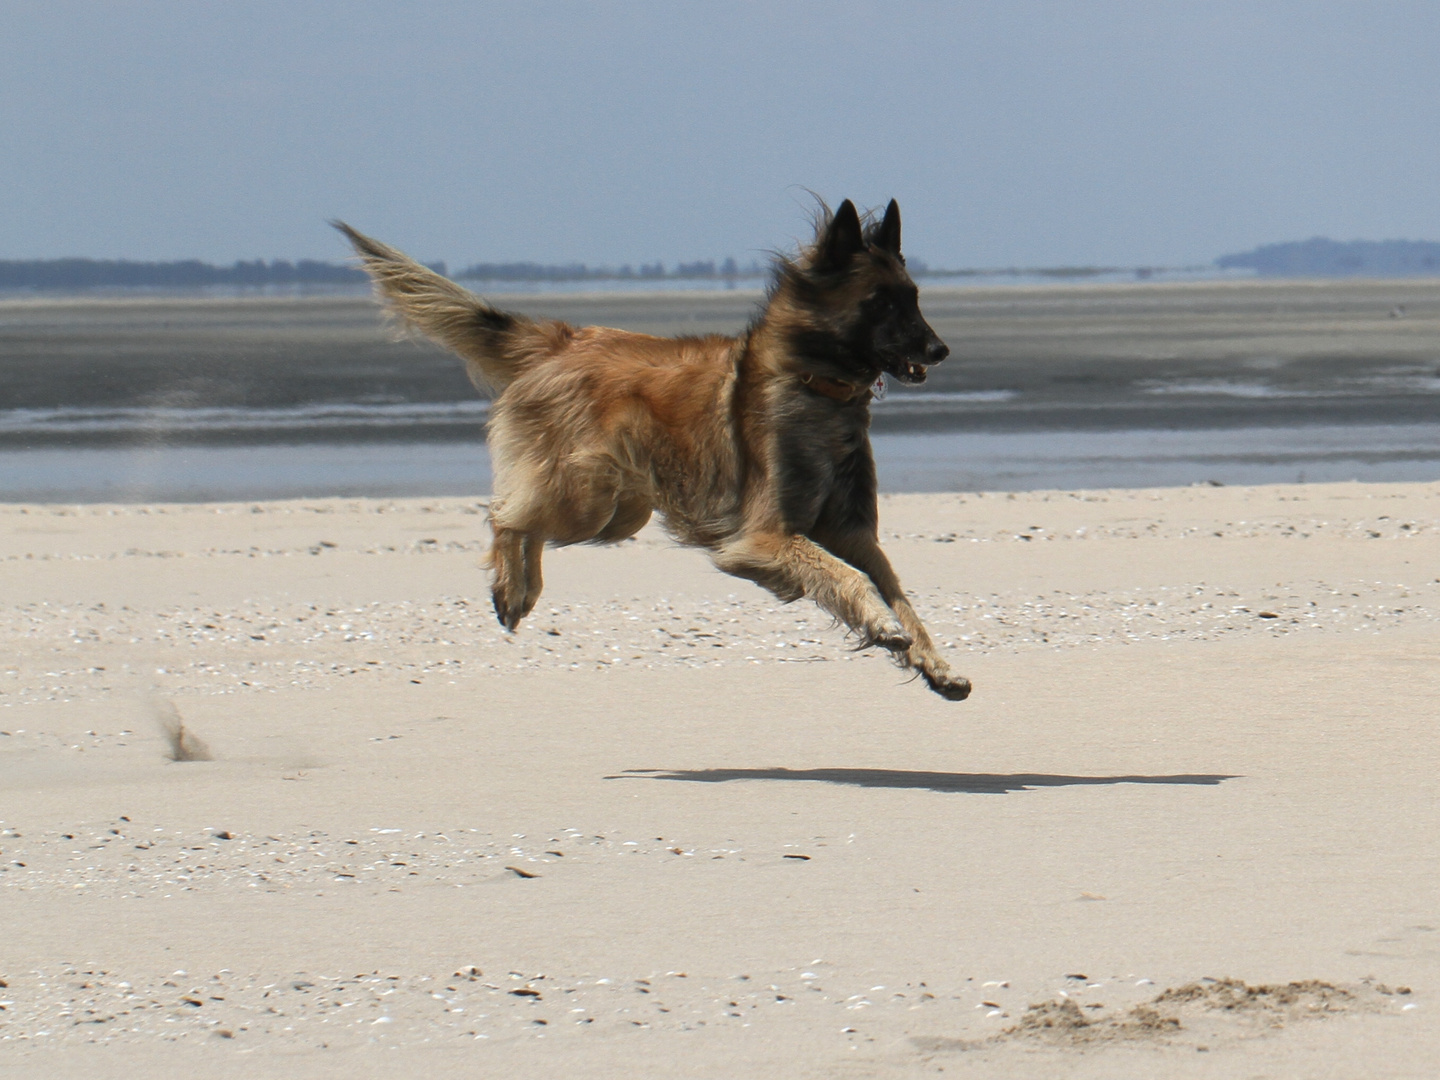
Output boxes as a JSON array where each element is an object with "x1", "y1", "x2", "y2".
[
  {"x1": 915, "y1": 263, "x2": 1126, "y2": 279},
  {"x1": 454, "y1": 256, "x2": 762, "y2": 282},
  {"x1": 0, "y1": 258, "x2": 374, "y2": 290},
  {"x1": 0, "y1": 253, "x2": 1199, "y2": 291},
  {"x1": 0, "y1": 255, "x2": 776, "y2": 290},
  {"x1": 1218, "y1": 239, "x2": 1440, "y2": 276}
]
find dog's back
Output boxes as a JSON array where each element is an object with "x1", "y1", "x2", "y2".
[{"x1": 485, "y1": 324, "x2": 747, "y2": 546}]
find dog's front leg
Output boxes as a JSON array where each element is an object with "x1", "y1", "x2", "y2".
[
  {"x1": 817, "y1": 532, "x2": 971, "y2": 701},
  {"x1": 712, "y1": 533, "x2": 911, "y2": 652}
]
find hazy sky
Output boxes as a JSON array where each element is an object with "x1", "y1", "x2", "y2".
[{"x1": 3, "y1": 2, "x2": 1438, "y2": 268}]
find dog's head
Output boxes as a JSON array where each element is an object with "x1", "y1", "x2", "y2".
[{"x1": 780, "y1": 199, "x2": 949, "y2": 386}]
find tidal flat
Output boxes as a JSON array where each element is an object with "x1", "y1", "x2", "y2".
[{"x1": 0, "y1": 278, "x2": 1437, "y2": 498}]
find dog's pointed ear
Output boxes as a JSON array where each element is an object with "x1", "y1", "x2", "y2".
[
  {"x1": 874, "y1": 199, "x2": 902, "y2": 255},
  {"x1": 817, "y1": 199, "x2": 865, "y2": 270}
]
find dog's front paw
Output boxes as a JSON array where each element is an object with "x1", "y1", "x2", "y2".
[{"x1": 923, "y1": 669, "x2": 972, "y2": 701}]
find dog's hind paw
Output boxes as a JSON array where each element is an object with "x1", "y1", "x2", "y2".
[
  {"x1": 491, "y1": 588, "x2": 525, "y2": 632},
  {"x1": 868, "y1": 623, "x2": 913, "y2": 653}
]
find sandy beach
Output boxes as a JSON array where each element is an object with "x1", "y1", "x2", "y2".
[{"x1": 2, "y1": 481, "x2": 1439, "y2": 1077}]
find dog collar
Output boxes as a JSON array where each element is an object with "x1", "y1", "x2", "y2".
[{"x1": 799, "y1": 373, "x2": 874, "y2": 403}]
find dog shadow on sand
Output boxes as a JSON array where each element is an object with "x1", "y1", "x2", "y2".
[{"x1": 607, "y1": 767, "x2": 1237, "y2": 795}]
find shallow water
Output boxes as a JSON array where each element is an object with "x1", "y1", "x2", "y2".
[
  {"x1": 3, "y1": 423, "x2": 1436, "y2": 503},
  {"x1": 875, "y1": 424, "x2": 1440, "y2": 492}
]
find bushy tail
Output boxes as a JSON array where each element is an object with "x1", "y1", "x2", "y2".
[{"x1": 333, "y1": 221, "x2": 565, "y2": 393}]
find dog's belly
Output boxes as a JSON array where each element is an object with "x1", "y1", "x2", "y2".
[{"x1": 593, "y1": 490, "x2": 653, "y2": 542}]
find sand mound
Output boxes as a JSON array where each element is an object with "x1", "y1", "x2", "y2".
[{"x1": 917, "y1": 978, "x2": 1408, "y2": 1055}]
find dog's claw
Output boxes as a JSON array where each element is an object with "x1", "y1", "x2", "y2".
[{"x1": 492, "y1": 590, "x2": 523, "y2": 632}]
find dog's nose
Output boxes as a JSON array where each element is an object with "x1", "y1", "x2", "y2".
[{"x1": 925, "y1": 339, "x2": 950, "y2": 364}]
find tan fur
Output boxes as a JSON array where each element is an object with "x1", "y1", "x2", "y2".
[{"x1": 336, "y1": 214, "x2": 970, "y2": 700}]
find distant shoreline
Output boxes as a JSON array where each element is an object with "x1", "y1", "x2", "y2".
[
  {"x1": 7, "y1": 235, "x2": 1440, "y2": 296},
  {"x1": 5, "y1": 269, "x2": 1439, "y2": 307},
  {"x1": 0, "y1": 265, "x2": 1255, "y2": 299}
]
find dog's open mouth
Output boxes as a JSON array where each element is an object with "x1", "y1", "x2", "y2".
[{"x1": 892, "y1": 359, "x2": 929, "y2": 385}]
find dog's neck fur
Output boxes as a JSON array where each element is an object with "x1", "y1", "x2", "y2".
[
  {"x1": 797, "y1": 372, "x2": 873, "y2": 402},
  {"x1": 743, "y1": 268, "x2": 878, "y2": 401}
]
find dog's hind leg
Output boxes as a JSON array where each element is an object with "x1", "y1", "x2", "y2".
[
  {"x1": 489, "y1": 526, "x2": 545, "y2": 630},
  {"x1": 815, "y1": 531, "x2": 971, "y2": 701},
  {"x1": 713, "y1": 533, "x2": 911, "y2": 652},
  {"x1": 520, "y1": 533, "x2": 545, "y2": 619}
]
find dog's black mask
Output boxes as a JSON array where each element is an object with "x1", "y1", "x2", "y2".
[
  {"x1": 810, "y1": 199, "x2": 950, "y2": 385},
  {"x1": 861, "y1": 280, "x2": 949, "y2": 385}
]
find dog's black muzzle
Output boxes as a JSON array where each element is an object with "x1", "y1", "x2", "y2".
[{"x1": 887, "y1": 329, "x2": 949, "y2": 384}]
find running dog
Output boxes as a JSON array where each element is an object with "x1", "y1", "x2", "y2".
[{"x1": 336, "y1": 199, "x2": 968, "y2": 699}]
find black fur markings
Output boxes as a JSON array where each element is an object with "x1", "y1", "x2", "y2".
[
  {"x1": 815, "y1": 443, "x2": 880, "y2": 537},
  {"x1": 816, "y1": 199, "x2": 867, "y2": 272},
  {"x1": 868, "y1": 199, "x2": 903, "y2": 257},
  {"x1": 775, "y1": 403, "x2": 872, "y2": 534},
  {"x1": 784, "y1": 326, "x2": 878, "y2": 382},
  {"x1": 472, "y1": 306, "x2": 515, "y2": 334}
]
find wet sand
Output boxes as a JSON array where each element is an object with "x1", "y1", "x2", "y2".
[
  {"x1": 2, "y1": 482, "x2": 1438, "y2": 1077},
  {"x1": 2, "y1": 278, "x2": 1438, "y2": 500},
  {"x1": 2, "y1": 278, "x2": 1439, "y2": 443}
]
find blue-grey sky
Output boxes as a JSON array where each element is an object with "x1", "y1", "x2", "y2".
[{"x1": 3, "y1": 2, "x2": 1438, "y2": 268}]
